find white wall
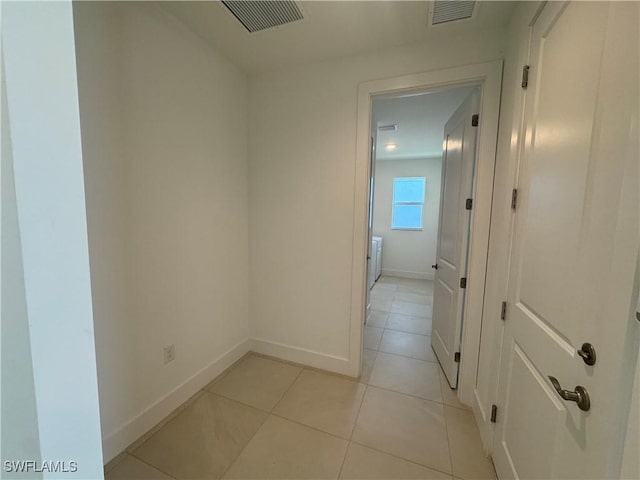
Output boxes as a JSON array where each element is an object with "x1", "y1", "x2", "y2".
[
  {"x1": 73, "y1": 2, "x2": 250, "y2": 462},
  {"x1": 2, "y1": 56, "x2": 43, "y2": 480},
  {"x1": 372, "y1": 157, "x2": 441, "y2": 279},
  {"x1": 249, "y1": 29, "x2": 506, "y2": 372},
  {"x1": 2, "y1": 2, "x2": 104, "y2": 476}
]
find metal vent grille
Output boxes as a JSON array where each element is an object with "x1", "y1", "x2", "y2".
[
  {"x1": 378, "y1": 123, "x2": 397, "y2": 132},
  {"x1": 222, "y1": 1, "x2": 304, "y2": 33},
  {"x1": 432, "y1": 1, "x2": 476, "y2": 25}
]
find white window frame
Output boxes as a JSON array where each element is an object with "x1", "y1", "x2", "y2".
[{"x1": 391, "y1": 176, "x2": 426, "y2": 231}]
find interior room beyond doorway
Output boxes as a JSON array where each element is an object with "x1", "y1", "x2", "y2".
[{"x1": 366, "y1": 85, "x2": 478, "y2": 387}]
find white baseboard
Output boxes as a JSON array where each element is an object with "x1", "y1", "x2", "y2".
[
  {"x1": 381, "y1": 268, "x2": 434, "y2": 280},
  {"x1": 250, "y1": 337, "x2": 352, "y2": 376},
  {"x1": 101, "y1": 338, "x2": 251, "y2": 463}
]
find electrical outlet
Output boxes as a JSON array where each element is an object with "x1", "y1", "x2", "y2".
[{"x1": 163, "y1": 344, "x2": 175, "y2": 364}]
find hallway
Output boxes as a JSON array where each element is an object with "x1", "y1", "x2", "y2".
[{"x1": 105, "y1": 277, "x2": 495, "y2": 480}]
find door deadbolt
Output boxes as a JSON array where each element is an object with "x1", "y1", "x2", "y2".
[
  {"x1": 577, "y1": 343, "x2": 596, "y2": 366},
  {"x1": 548, "y1": 376, "x2": 591, "y2": 411}
]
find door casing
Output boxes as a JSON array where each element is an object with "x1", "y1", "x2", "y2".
[{"x1": 350, "y1": 60, "x2": 503, "y2": 410}]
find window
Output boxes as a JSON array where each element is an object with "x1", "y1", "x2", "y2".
[{"x1": 392, "y1": 177, "x2": 426, "y2": 230}]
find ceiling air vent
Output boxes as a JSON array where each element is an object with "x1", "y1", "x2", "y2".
[
  {"x1": 431, "y1": 1, "x2": 476, "y2": 25},
  {"x1": 378, "y1": 123, "x2": 398, "y2": 132},
  {"x1": 221, "y1": 1, "x2": 304, "y2": 33}
]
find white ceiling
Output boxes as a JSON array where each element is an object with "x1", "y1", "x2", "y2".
[
  {"x1": 373, "y1": 86, "x2": 476, "y2": 161},
  {"x1": 159, "y1": 1, "x2": 515, "y2": 74}
]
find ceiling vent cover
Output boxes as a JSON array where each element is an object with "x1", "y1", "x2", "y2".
[
  {"x1": 222, "y1": 1, "x2": 304, "y2": 33},
  {"x1": 431, "y1": 1, "x2": 476, "y2": 25},
  {"x1": 378, "y1": 123, "x2": 398, "y2": 132}
]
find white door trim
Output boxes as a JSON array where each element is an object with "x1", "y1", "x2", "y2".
[{"x1": 349, "y1": 60, "x2": 503, "y2": 408}]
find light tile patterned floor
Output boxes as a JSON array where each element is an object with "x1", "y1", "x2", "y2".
[{"x1": 105, "y1": 277, "x2": 496, "y2": 480}]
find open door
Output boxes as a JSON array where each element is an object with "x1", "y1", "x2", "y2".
[
  {"x1": 365, "y1": 134, "x2": 377, "y2": 316},
  {"x1": 492, "y1": 2, "x2": 639, "y2": 478},
  {"x1": 431, "y1": 90, "x2": 479, "y2": 388}
]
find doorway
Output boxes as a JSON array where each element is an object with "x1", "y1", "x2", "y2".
[
  {"x1": 365, "y1": 85, "x2": 480, "y2": 398},
  {"x1": 349, "y1": 61, "x2": 503, "y2": 411}
]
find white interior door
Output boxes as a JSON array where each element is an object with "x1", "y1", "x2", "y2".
[
  {"x1": 492, "y1": 2, "x2": 639, "y2": 479},
  {"x1": 366, "y1": 134, "x2": 377, "y2": 315},
  {"x1": 431, "y1": 90, "x2": 479, "y2": 388}
]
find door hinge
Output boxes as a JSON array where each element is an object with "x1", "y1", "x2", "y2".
[
  {"x1": 491, "y1": 404, "x2": 498, "y2": 423},
  {"x1": 465, "y1": 198, "x2": 473, "y2": 210},
  {"x1": 500, "y1": 301, "x2": 507, "y2": 321},
  {"x1": 471, "y1": 114, "x2": 479, "y2": 127},
  {"x1": 511, "y1": 188, "x2": 518, "y2": 210},
  {"x1": 460, "y1": 277, "x2": 467, "y2": 289},
  {"x1": 454, "y1": 352, "x2": 461, "y2": 363},
  {"x1": 521, "y1": 65, "x2": 530, "y2": 89}
]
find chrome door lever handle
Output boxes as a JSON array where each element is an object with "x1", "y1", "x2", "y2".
[{"x1": 548, "y1": 376, "x2": 590, "y2": 411}]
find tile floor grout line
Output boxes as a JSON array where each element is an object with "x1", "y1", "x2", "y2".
[
  {"x1": 372, "y1": 283, "x2": 469, "y2": 412},
  {"x1": 378, "y1": 310, "x2": 431, "y2": 319},
  {"x1": 103, "y1": 452, "x2": 127, "y2": 476},
  {"x1": 337, "y1": 383, "x2": 369, "y2": 479},
  {"x1": 381, "y1": 326, "x2": 432, "y2": 339},
  {"x1": 348, "y1": 439, "x2": 455, "y2": 478},
  {"x1": 231, "y1": 353, "x2": 368, "y2": 471},
  {"x1": 371, "y1": 317, "x2": 446, "y2": 405},
  {"x1": 270, "y1": 366, "x2": 305, "y2": 413},
  {"x1": 201, "y1": 370, "x2": 319, "y2": 479},
  {"x1": 268, "y1": 410, "x2": 355, "y2": 443},
  {"x1": 202, "y1": 351, "x2": 251, "y2": 392},
  {"x1": 125, "y1": 389, "x2": 208, "y2": 456},
  {"x1": 202, "y1": 388, "x2": 273, "y2": 414},
  {"x1": 125, "y1": 407, "x2": 181, "y2": 457},
  {"x1": 366, "y1": 378, "x2": 470, "y2": 412},
  {"x1": 348, "y1": 384, "x2": 368, "y2": 441},
  {"x1": 218, "y1": 411, "x2": 271, "y2": 480},
  {"x1": 364, "y1": 279, "x2": 459, "y2": 478},
  {"x1": 368, "y1": 279, "x2": 460, "y2": 478},
  {"x1": 381, "y1": 311, "x2": 433, "y2": 319},
  {"x1": 335, "y1": 442, "x2": 352, "y2": 480},
  {"x1": 442, "y1": 403, "x2": 457, "y2": 479},
  {"x1": 376, "y1": 341, "x2": 439, "y2": 363},
  {"x1": 365, "y1": 382, "x2": 444, "y2": 408},
  {"x1": 127, "y1": 452, "x2": 179, "y2": 479},
  {"x1": 212, "y1": 363, "x2": 369, "y2": 436},
  {"x1": 128, "y1": 279, "x2": 479, "y2": 480},
  {"x1": 129, "y1": 389, "x2": 271, "y2": 480},
  {"x1": 383, "y1": 327, "x2": 434, "y2": 336}
]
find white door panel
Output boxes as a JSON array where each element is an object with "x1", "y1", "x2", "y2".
[
  {"x1": 431, "y1": 279, "x2": 454, "y2": 357},
  {"x1": 502, "y1": 342, "x2": 565, "y2": 480},
  {"x1": 438, "y1": 120, "x2": 464, "y2": 264},
  {"x1": 493, "y1": 2, "x2": 639, "y2": 479},
  {"x1": 432, "y1": 90, "x2": 479, "y2": 387},
  {"x1": 517, "y1": 0, "x2": 607, "y2": 345},
  {"x1": 366, "y1": 135, "x2": 376, "y2": 314}
]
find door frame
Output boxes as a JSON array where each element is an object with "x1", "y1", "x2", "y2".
[{"x1": 348, "y1": 60, "x2": 503, "y2": 408}]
